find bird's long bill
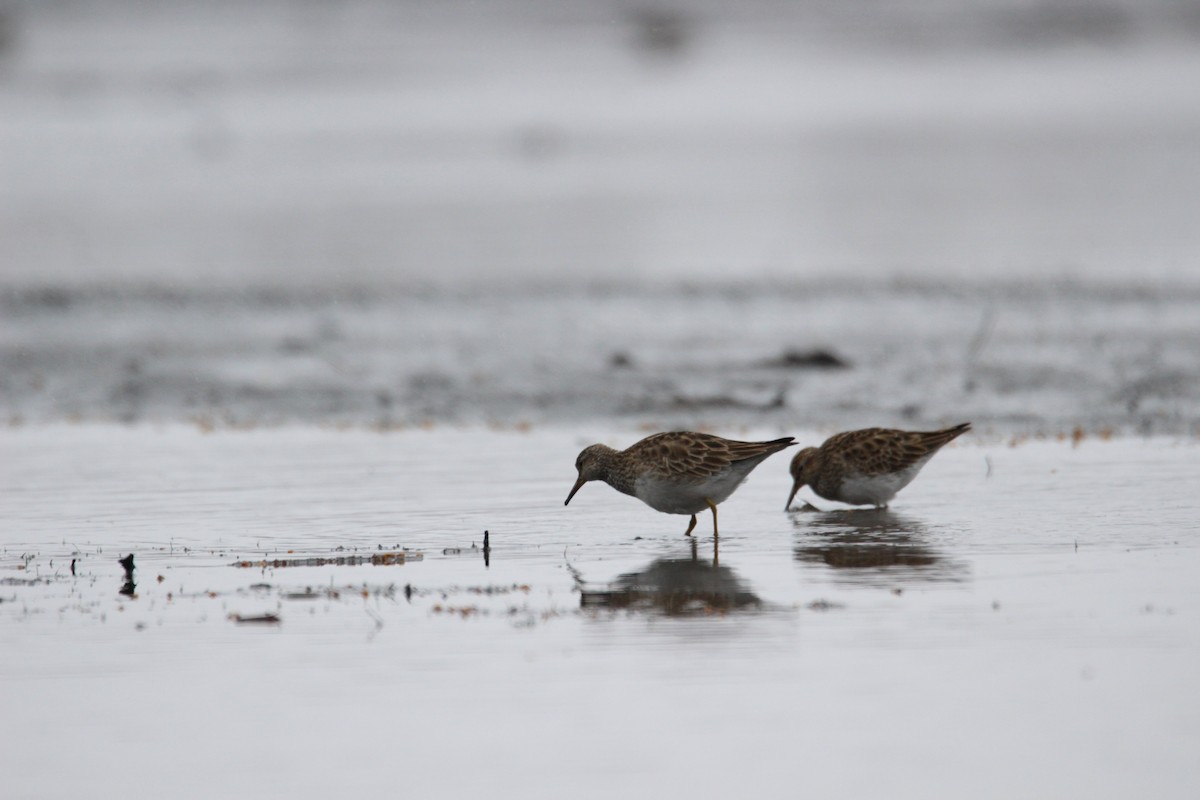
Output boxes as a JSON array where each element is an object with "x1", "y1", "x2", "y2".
[
  {"x1": 564, "y1": 477, "x2": 587, "y2": 506},
  {"x1": 785, "y1": 479, "x2": 803, "y2": 511}
]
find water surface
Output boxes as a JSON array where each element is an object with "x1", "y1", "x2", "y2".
[{"x1": 3, "y1": 426, "x2": 1197, "y2": 798}]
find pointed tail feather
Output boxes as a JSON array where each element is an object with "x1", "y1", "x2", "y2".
[
  {"x1": 726, "y1": 436, "x2": 797, "y2": 464},
  {"x1": 924, "y1": 422, "x2": 971, "y2": 448}
]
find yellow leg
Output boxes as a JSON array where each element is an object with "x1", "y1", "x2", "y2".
[
  {"x1": 705, "y1": 498, "x2": 719, "y2": 537},
  {"x1": 683, "y1": 514, "x2": 697, "y2": 537}
]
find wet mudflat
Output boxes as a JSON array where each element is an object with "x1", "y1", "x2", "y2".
[{"x1": 2, "y1": 425, "x2": 1198, "y2": 799}]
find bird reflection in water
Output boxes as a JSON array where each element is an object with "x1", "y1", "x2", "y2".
[
  {"x1": 580, "y1": 537, "x2": 760, "y2": 615},
  {"x1": 790, "y1": 508, "x2": 969, "y2": 585}
]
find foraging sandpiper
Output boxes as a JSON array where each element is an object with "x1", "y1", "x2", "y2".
[
  {"x1": 567, "y1": 431, "x2": 796, "y2": 536},
  {"x1": 786, "y1": 423, "x2": 971, "y2": 510}
]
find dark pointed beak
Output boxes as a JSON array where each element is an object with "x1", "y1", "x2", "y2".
[
  {"x1": 785, "y1": 478, "x2": 803, "y2": 511},
  {"x1": 565, "y1": 476, "x2": 587, "y2": 506}
]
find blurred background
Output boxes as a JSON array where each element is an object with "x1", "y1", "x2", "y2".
[{"x1": 2, "y1": 0, "x2": 1199, "y2": 432}]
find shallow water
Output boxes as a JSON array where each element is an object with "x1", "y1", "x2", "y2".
[{"x1": 3, "y1": 426, "x2": 1198, "y2": 798}]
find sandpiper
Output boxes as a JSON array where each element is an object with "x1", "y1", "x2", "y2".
[
  {"x1": 566, "y1": 431, "x2": 795, "y2": 536},
  {"x1": 786, "y1": 423, "x2": 971, "y2": 510}
]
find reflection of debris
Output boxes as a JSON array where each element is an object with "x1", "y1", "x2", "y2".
[
  {"x1": 431, "y1": 604, "x2": 480, "y2": 618},
  {"x1": 442, "y1": 535, "x2": 491, "y2": 564},
  {"x1": 806, "y1": 599, "x2": 845, "y2": 611},
  {"x1": 442, "y1": 545, "x2": 479, "y2": 556},
  {"x1": 233, "y1": 551, "x2": 420, "y2": 568},
  {"x1": 759, "y1": 348, "x2": 850, "y2": 370},
  {"x1": 269, "y1": 583, "x2": 400, "y2": 602},
  {"x1": 229, "y1": 613, "x2": 281, "y2": 625},
  {"x1": 408, "y1": 583, "x2": 530, "y2": 600},
  {"x1": 427, "y1": 602, "x2": 560, "y2": 625}
]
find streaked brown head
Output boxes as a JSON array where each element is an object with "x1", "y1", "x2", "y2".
[
  {"x1": 786, "y1": 447, "x2": 820, "y2": 509},
  {"x1": 565, "y1": 443, "x2": 616, "y2": 506}
]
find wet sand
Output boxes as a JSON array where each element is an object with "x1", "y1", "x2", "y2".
[
  {"x1": 4, "y1": 279, "x2": 1199, "y2": 435},
  {"x1": 3, "y1": 426, "x2": 1198, "y2": 798}
]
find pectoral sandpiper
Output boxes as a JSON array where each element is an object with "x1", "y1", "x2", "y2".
[
  {"x1": 786, "y1": 423, "x2": 970, "y2": 510},
  {"x1": 566, "y1": 431, "x2": 795, "y2": 536}
]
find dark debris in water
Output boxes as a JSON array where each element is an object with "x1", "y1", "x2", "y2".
[
  {"x1": 119, "y1": 553, "x2": 136, "y2": 598},
  {"x1": 608, "y1": 351, "x2": 635, "y2": 369},
  {"x1": 229, "y1": 613, "x2": 281, "y2": 625},
  {"x1": 1, "y1": 576, "x2": 51, "y2": 586},
  {"x1": 758, "y1": 348, "x2": 851, "y2": 370},
  {"x1": 234, "y1": 551, "x2": 421, "y2": 569}
]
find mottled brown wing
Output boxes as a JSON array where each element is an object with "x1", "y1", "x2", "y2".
[
  {"x1": 824, "y1": 424, "x2": 969, "y2": 477},
  {"x1": 625, "y1": 432, "x2": 794, "y2": 483}
]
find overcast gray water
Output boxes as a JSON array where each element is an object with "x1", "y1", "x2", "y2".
[{"x1": 3, "y1": 427, "x2": 1199, "y2": 799}]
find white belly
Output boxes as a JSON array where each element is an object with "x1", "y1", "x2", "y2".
[
  {"x1": 634, "y1": 469, "x2": 747, "y2": 515},
  {"x1": 837, "y1": 462, "x2": 926, "y2": 506}
]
